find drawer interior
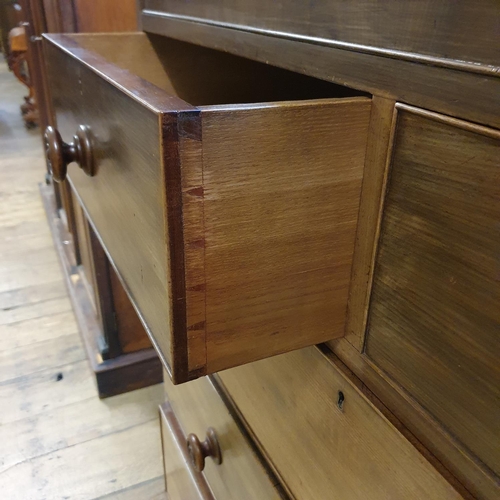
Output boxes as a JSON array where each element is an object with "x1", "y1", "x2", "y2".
[{"x1": 66, "y1": 32, "x2": 365, "y2": 106}]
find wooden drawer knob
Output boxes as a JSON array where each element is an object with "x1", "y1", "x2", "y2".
[
  {"x1": 44, "y1": 125, "x2": 94, "y2": 182},
  {"x1": 186, "y1": 428, "x2": 222, "y2": 472}
]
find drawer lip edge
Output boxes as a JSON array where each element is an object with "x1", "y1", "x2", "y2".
[
  {"x1": 43, "y1": 33, "x2": 196, "y2": 115},
  {"x1": 198, "y1": 95, "x2": 371, "y2": 113},
  {"x1": 43, "y1": 34, "x2": 372, "y2": 117}
]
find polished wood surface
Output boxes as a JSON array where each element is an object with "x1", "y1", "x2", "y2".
[
  {"x1": 142, "y1": 13, "x2": 500, "y2": 130},
  {"x1": 163, "y1": 371, "x2": 284, "y2": 499},
  {"x1": 0, "y1": 64, "x2": 165, "y2": 498},
  {"x1": 144, "y1": 0, "x2": 500, "y2": 71},
  {"x1": 365, "y1": 107, "x2": 500, "y2": 480},
  {"x1": 217, "y1": 347, "x2": 464, "y2": 500},
  {"x1": 44, "y1": 32, "x2": 371, "y2": 382}
]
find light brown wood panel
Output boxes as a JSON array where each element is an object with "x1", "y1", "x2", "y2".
[
  {"x1": 163, "y1": 372, "x2": 284, "y2": 499},
  {"x1": 365, "y1": 107, "x2": 500, "y2": 479},
  {"x1": 44, "y1": 33, "x2": 370, "y2": 382},
  {"x1": 0, "y1": 305, "x2": 74, "y2": 349},
  {"x1": 0, "y1": 334, "x2": 86, "y2": 383},
  {"x1": 74, "y1": 0, "x2": 137, "y2": 32},
  {"x1": 329, "y1": 337, "x2": 500, "y2": 500},
  {"x1": 202, "y1": 99, "x2": 370, "y2": 373},
  {"x1": 218, "y1": 347, "x2": 464, "y2": 500},
  {"x1": 0, "y1": 360, "x2": 94, "y2": 425}
]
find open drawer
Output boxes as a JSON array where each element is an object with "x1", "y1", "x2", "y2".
[{"x1": 43, "y1": 32, "x2": 371, "y2": 383}]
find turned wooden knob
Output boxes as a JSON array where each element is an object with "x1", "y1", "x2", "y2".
[
  {"x1": 186, "y1": 428, "x2": 222, "y2": 472},
  {"x1": 44, "y1": 125, "x2": 94, "y2": 182}
]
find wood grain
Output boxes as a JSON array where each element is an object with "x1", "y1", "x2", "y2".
[
  {"x1": 0, "y1": 420, "x2": 162, "y2": 500},
  {"x1": 142, "y1": 13, "x2": 500, "y2": 130},
  {"x1": 0, "y1": 280, "x2": 66, "y2": 311},
  {"x1": 329, "y1": 336, "x2": 500, "y2": 500},
  {"x1": 342, "y1": 96, "x2": 396, "y2": 350},
  {"x1": 44, "y1": 33, "x2": 371, "y2": 381},
  {"x1": 163, "y1": 372, "x2": 283, "y2": 499},
  {"x1": 365, "y1": 108, "x2": 500, "y2": 479},
  {"x1": 0, "y1": 334, "x2": 86, "y2": 383},
  {"x1": 0, "y1": 61, "x2": 165, "y2": 498},
  {"x1": 143, "y1": 0, "x2": 500, "y2": 71},
  {"x1": 201, "y1": 98, "x2": 370, "y2": 373},
  {"x1": 0, "y1": 384, "x2": 163, "y2": 473},
  {"x1": 73, "y1": 193, "x2": 98, "y2": 309},
  {"x1": 217, "y1": 347, "x2": 464, "y2": 500},
  {"x1": 0, "y1": 309, "x2": 77, "y2": 351}
]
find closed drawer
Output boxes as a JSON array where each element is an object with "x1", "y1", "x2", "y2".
[
  {"x1": 43, "y1": 32, "x2": 371, "y2": 383},
  {"x1": 218, "y1": 347, "x2": 465, "y2": 500},
  {"x1": 160, "y1": 402, "x2": 213, "y2": 500},
  {"x1": 163, "y1": 370, "x2": 283, "y2": 499}
]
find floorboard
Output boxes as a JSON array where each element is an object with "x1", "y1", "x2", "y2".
[{"x1": 0, "y1": 56, "x2": 165, "y2": 499}]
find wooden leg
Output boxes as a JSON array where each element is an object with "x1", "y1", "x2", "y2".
[{"x1": 8, "y1": 49, "x2": 39, "y2": 128}]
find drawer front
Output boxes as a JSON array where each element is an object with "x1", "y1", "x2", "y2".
[
  {"x1": 365, "y1": 106, "x2": 500, "y2": 478},
  {"x1": 44, "y1": 36, "x2": 176, "y2": 374},
  {"x1": 160, "y1": 403, "x2": 214, "y2": 500},
  {"x1": 163, "y1": 371, "x2": 283, "y2": 499},
  {"x1": 44, "y1": 32, "x2": 371, "y2": 383},
  {"x1": 218, "y1": 347, "x2": 464, "y2": 500}
]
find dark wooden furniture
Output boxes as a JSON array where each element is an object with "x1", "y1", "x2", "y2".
[
  {"x1": 21, "y1": 0, "x2": 162, "y2": 397},
  {"x1": 0, "y1": 1, "x2": 37, "y2": 127},
  {"x1": 44, "y1": 1, "x2": 500, "y2": 498},
  {"x1": 8, "y1": 24, "x2": 38, "y2": 128}
]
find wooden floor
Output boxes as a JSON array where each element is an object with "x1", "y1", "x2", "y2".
[{"x1": 0, "y1": 59, "x2": 166, "y2": 499}]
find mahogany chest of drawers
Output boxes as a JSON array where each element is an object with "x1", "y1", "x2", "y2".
[{"x1": 43, "y1": 1, "x2": 500, "y2": 498}]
